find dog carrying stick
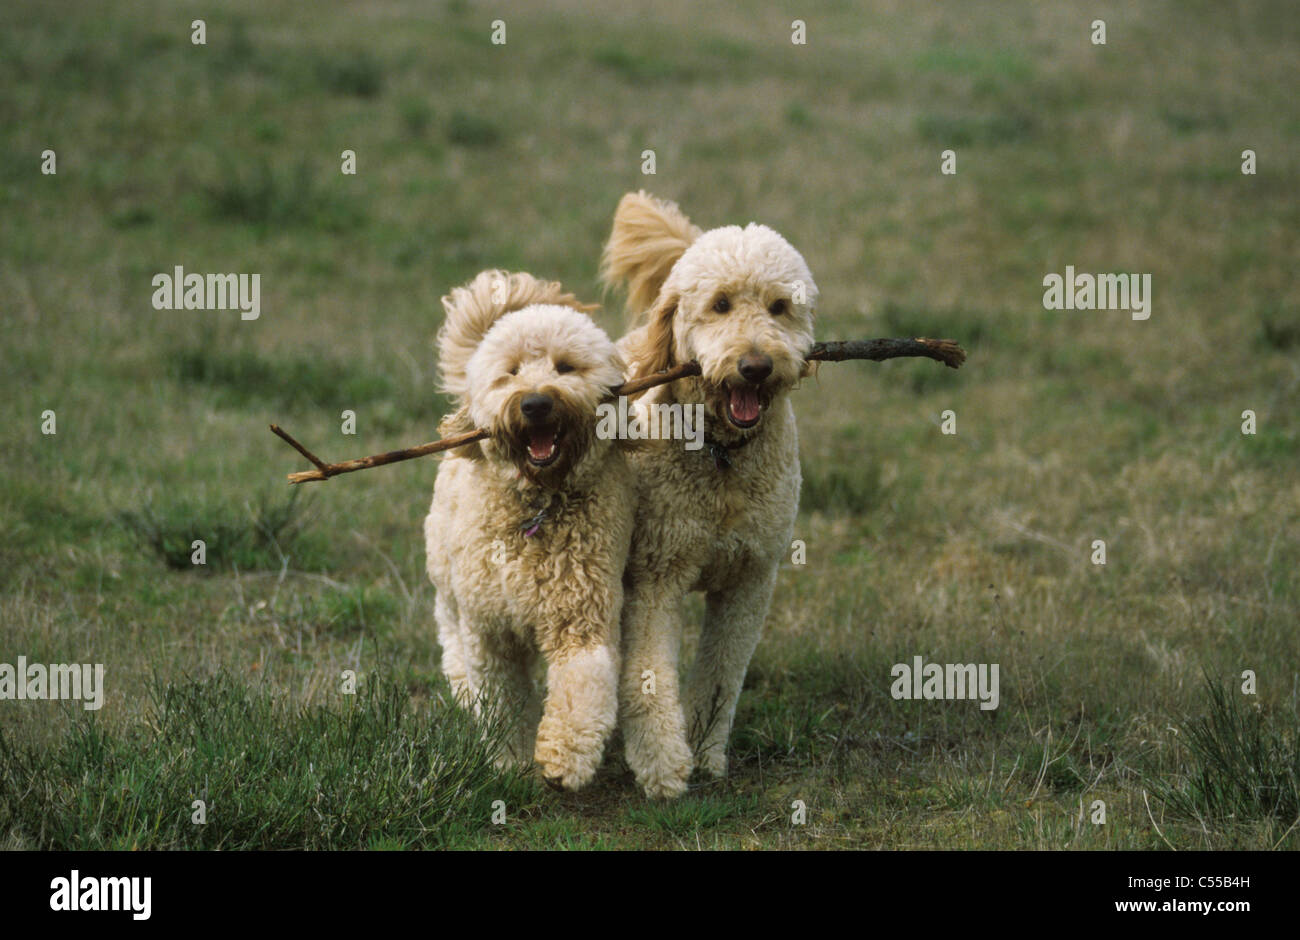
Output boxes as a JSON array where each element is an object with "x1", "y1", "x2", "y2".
[{"x1": 273, "y1": 336, "x2": 965, "y2": 483}]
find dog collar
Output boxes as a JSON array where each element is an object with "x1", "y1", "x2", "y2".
[
  {"x1": 703, "y1": 434, "x2": 752, "y2": 471},
  {"x1": 519, "y1": 492, "x2": 561, "y2": 537}
]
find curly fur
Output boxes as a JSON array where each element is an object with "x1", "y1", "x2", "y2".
[
  {"x1": 601, "y1": 194, "x2": 818, "y2": 798},
  {"x1": 425, "y1": 270, "x2": 633, "y2": 790},
  {"x1": 437, "y1": 269, "x2": 597, "y2": 400}
]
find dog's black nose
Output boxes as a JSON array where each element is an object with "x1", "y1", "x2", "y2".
[
  {"x1": 738, "y1": 353, "x2": 773, "y2": 384},
  {"x1": 521, "y1": 393, "x2": 553, "y2": 422}
]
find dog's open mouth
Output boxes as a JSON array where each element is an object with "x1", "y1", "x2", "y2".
[
  {"x1": 726, "y1": 385, "x2": 763, "y2": 429},
  {"x1": 524, "y1": 426, "x2": 563, "y2": 466}
]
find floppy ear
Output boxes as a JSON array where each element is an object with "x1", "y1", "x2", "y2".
[{"x1": 622, "y1": 290, "x2": 678, "y2": 393}]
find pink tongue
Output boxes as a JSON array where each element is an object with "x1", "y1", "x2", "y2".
[
  {"x1": 729, "y1": 386, "x2": 761, "y2": 423},
  {"x1": 527, "y1": 428, "x2": 556, "y2": 460}
]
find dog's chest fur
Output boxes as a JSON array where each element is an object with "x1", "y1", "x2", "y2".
[
  {"x1": 427, "y1": 453, "x2": 632, "y2": 650},
  {"x1": 628, "y1": 399, "x2": 801, "y2": 590}
]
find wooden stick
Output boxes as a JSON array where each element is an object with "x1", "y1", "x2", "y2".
[
  {"x1": 613, "y1": 360, "x2": 702, "y2": 396},
  {"x1": 275, "y1": 337, "x2": 965, "y2": 483},
  {"x1": 281, "y1": 427, "x2": 490, "y2": 484},
  {"x1": 270, "y1": 424, "x2": 329, "y2": 472},
  {"x1": 810, "y1": 337, "x2": 966, "y2": 369}
]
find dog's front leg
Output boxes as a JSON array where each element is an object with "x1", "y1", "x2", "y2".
[
  {"x1": 534, "y1": 623, "x2": 619, "y2": 791},
  {"x1": 453, "y1": 625, "x2": 540, "y2": 772},
  {"x1": 434, "y1": 591, "x2": 474, "y2": 706},
  {"x1": 686, "y1": 564, "x2": 778, "y2": 778},
  {"x1": 620, "y1": 584, "x2": 693, "y2": 799}
]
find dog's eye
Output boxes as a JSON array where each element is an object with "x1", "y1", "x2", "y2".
[
  {"x1": 712, "y1": 296, "x2": 731, "y2": 314},
  {"x1": 768, "y1": 299, "x2": 788, "y2": 316},
  {"x1": 555, "y1": 361, "x2": 574, "y2": 374},
  {"x1": 508, "y1": 364, "x2": 519, "y2": 376}
]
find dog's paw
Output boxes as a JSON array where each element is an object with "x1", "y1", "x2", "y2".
[
  {"x1": 640, "y1": 771, "x2": 690, "y2": 801},
  {"x1": 629, "y1": 740, "x2": 693, "y2": 800},
  {"x1": 533, "y1": 736, "x2": 602, "y2": 791},
  {"x1": 534, "y1": 755, "x2": 599, "y2": 791},
  {"x1": 695, "y1": 744, "x2": 728, "y2": 779}
]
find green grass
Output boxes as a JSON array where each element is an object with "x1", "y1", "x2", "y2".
[
  {"x1": 916, "y1": 111, "x2": 1036, "y2": 147},
  {"x1": 801, "y1": 460, "x2": 884, "y2": 515},
  {"x1": 1258, "y1": 305, "x2": 1300, "y2": 351},
  {"x1": 118, "y1": 489, "x2": 333, "y2": 572},
  {"x1": 1154, "y1": 678, "x2": 1300, "y2": 825},
  {"x1": 0, "y1": 0, "x2": 1297, "y2": 850},
  {"x1": 203, "y1": 157, "x2": 366, "y2": 231},
  {"x1": 624, "y1": 792, "x2": 761, "y2": 835},
  {"x1": 0, "y1": 673, "x2": 535, "y2": 849},
  {"x1": 169, "y1": 341, "x2": 397, "y2": 411},
  {"x1": 446, "y1": 111, "x2": 503, "y2": 148},
  {"x1": 315, "y1": 49, "x2": 385, "y2": 98}
]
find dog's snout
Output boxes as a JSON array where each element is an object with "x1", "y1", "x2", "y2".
[
  {"x1": 738, "y1": 353, "x2": 774, "y2": 384},
  {"x1": 520, "y1": 393, "x2": 553, "y2": 423}
]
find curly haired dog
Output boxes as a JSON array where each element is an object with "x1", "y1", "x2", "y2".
[
  {"x1": 601, "y1": 192, "x2": 818, "y2": 799},
  {"x1": 424, "y1": 270, "x2": 634, "y2": 790}
]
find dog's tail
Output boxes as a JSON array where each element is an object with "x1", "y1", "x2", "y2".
[
  {"x1": 600, "y1": 191, "x2": 701, "y2": 324},
  {"x1": 437, "y1": 269, "x2": 595, "y2": 401}
]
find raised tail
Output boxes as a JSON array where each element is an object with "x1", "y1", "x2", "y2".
[{"x1": 599, "y1": 191, "x2": 701, "y2": 323}]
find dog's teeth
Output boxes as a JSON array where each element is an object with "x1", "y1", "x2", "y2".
[{"x1": 527, "y1": 428, "x2": 558, "y2": 462}]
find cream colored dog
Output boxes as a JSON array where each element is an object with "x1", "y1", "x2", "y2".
[
  {"x1": 602, "y1": 193, "x2": 818, "y2": 799},
  {"x1": 424, "y1": 270, "x2": 633, "y2": 790}
]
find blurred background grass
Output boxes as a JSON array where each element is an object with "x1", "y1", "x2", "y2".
[{"x1": 0, "y1": 0, "x2": 1297, "y2": 848}]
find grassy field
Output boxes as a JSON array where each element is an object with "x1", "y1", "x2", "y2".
[{"x1": 1, "y1": 0, "x2": 1297, "y2": 850}]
